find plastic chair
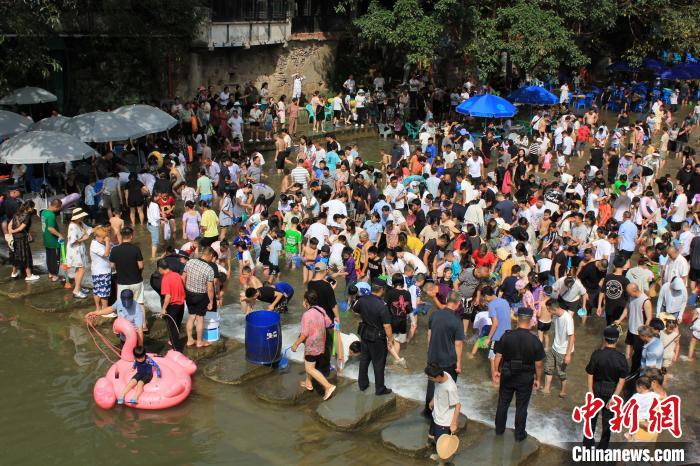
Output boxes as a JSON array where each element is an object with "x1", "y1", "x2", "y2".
[
  {"x1": 377, "y1": 123, "x2": 393, "y2": 139},
  {"x1": 305, "y1": 104, "x2": 316, "y2": 124},
  {"x1": 404, "y1": 122, "x2": 419, "y2": 139},
  {"x1": 574, "y1": 97, "x2": 586, "y2": 111},
  {"x1": 321, "y1": 104, "x2": 334, "y2": 130}
]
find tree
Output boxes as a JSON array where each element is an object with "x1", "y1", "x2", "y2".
[
  {"x1": 468, "y1": 0, "x2": 589, "y2": 79},
  {"x1": 353, "y1": 0, "x2": 459, "y2": 66},
  {"x1": 0, "y1": 0, "x2": 74, "y2": 92}
]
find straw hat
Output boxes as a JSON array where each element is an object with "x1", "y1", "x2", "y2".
[
  {"x1": 70, "y1": 208, "x2": 88, "y2": 222},
  {"x1": 436, "y1": 434, "x2": 459, "y2": 459}
]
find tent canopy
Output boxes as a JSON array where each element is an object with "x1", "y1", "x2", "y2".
[{"x1": 506, "y1": 86, "x2": 558, "y2": 106}]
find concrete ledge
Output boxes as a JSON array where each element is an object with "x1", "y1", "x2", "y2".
[
  {"x1": 316, "y1": 383, "x2": 396, "y2": 431},
  {"x1": 381, "y1": 408, "x2": 469, "y2": 457},
  {"x1": 0, "y1": 276, "x2": 63, "y2": 299},
  {"x1": 27, "y1": 289, "x2": 93, "y2": 313},
  {"x1": 203, "y1": 347, "x2": 273, "y2": 384},
  {"x1": 452, "y1": 430, "x2": 540, "y2": 465}
]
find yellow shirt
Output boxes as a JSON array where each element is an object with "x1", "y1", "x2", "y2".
[
  {"x1": 406, "y1": 235, "x2": 423, "y2": 255},
  {"x1": 201, "y1": 209, "x2": 219, "y2": 238}
]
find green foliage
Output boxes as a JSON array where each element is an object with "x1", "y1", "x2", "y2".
[
  {"x1": 353, "y1": 0, "x2": 458, "y2": 66},
  {"x1": 469, "y1": 0, "x2": 589, "y2": 78},
  {"x1": 0, "y1": 0, "x2": 74, "y2": 92}
]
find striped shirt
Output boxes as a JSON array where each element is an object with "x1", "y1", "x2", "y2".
[{"x1": 290, "y1": 166, "x2": 310, "y2": 187}]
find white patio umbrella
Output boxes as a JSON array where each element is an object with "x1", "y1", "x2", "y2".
[
  {"x1": 30, "y1": 115, "x2": 72, "y2": 132},
  {"x1": 0, "y1": 110, "x2": 31, "y2": 138},
  {"x1": 112, "y1": 104, "x2": 177, "y2": 134},
  {"x1": 0, "y1": 86, "x2": 57, "y2": 105},
  {"x1": 62, "y1": 111, "x2": 149, "y2": 143},
  {"x1": 0, "y1": 131, "x2": 96, "y2": 164}
]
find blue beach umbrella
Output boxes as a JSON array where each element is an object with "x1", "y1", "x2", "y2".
[
  {"x1": 659, "y1": 63, "x2": 700, "y2": 80},
  {"x1": 640, "y1": 57, "x2": 665, "y2": 72},
  {"x1": 506, "y1": 86, "x2": 558, "y2": 106},
  {"x1": 456, "y1": 94, "x2": 517, "y2": 118}
]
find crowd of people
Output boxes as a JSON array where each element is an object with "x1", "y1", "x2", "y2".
[{"x1": 3, "y1": 70, "x2": 700, "y2": 455}]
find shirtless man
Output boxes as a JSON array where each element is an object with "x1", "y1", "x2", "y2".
[{"x1": 239, "y1": 265, "x2": 263, "y2": 314}]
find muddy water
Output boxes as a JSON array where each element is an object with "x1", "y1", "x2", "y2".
[{"x1": 1, "y1": 108, "x2": 699, "y2": 465}]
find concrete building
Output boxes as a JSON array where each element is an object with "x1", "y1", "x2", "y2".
[{"x1": 178, "y1": 0, "x2": 346, "y2": 100}]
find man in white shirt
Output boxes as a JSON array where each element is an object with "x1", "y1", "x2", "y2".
[
  {"x1": 305, "y1": 216, "x2": 331, "y2": 250},
  {"x1": 373, "y1": 72, "x2": 385, "y2": 91},
  {"x1": 227, "y1": 110, "x2": 244, "y2": 139},
  {"x1": 322, "y1": 196, "x2": 347, "y2": 220},
  {"x1": 554, "y1": 126, "x2": 565, "y2": 151},
  {"x1": 443, "y1": 145, "x2": 457, "y2": 168},
  {"x1": 465, "y1": 152, "x2": 484, "y2": 183},
  {"x1": 461, "y1": 137, "x2": 474, "y2": 155},
  {"x1": 543, "y1": 301, "x2": 574, "y2": 397},
  {"x1": 669, "y1": 185, "x2": 688, "y2": 230},
  {"x1": 383, "y1": 176, "x2": 407, "y2": 210},
  {"x1": 562, "y1": 130, "x2": 574, "y2": 157},
  {"x1": 663, "y1": 246, "x2": 689, "y2": 285},
  {"x1": 292, "y1": 73, "x2": 304, "y2": 100},
  {"x1": 425, "y1": 363, "x2": 462, "y2": 444},
  {"x1": 401, "y1": 136, "x2": 410, "y2": 160}
]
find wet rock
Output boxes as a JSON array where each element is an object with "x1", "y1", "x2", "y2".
[
  {"x1": 203, "y1": 347, "x2": 272, "y2": 384},
  {"x1": 184, "y1": 338, "x2": 228, "y2": 363},
  {"x1": 0, "y1": 276, "x2": 61, "y2": 299},
  {"x1": 452, "y1": 430, "x2": 539, "y2": 466},
  {"x1": 316, "y1": 384, "x2": 396, "y2": 431},
  {"x1": 381, "y1": 408, "x2": 469, "y2": 457},
  {"x1": 254, "y1": 364, "x2": 317, "y2": 405},
  {"x1": 27, "y1": 290, "x2": 93, "y2": 313}
]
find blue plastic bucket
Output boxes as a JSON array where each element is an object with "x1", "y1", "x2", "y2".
[{"x1": 245, "y1": 310, "x2": 282, "y2": 364}]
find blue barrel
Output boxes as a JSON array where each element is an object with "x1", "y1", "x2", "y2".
[{"x1": 245, "y1": 310, "x2": 282, "y2": 364}]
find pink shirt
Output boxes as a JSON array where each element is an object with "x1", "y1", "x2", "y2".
[{"x1": 300, "y1": 306, "x2": 331, "y2": 356}]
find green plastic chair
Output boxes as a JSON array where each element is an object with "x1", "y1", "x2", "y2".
[
  {"x1": 322, "y1": 104, "x2": 333, "y2": 130},
  {"x1": 405, "y1": 122, "x2": 419, "y2": 139},
  {"x1": 305, "y1": 104, "x2": 316, "y2": 124}
]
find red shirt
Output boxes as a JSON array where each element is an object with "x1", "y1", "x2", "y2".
[
  {"x1": 472, "y1": 250, "x2": 496, "y2": 268},
  {"x1": 157, "y1": 196, "x2": 176, "y2": 218},
  {"x1": 160, "y1": 270, "x2": 185, "y2": 305},
  {"x1": 577, "y1": 125, "x2": 591, "y2": 141}
]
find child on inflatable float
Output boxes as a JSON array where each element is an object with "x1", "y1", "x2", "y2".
[{"x1": 118, "y1": 346, "x2": 161, "y2": 405}]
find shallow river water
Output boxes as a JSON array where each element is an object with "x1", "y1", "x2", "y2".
[{"x1": 2, "y1": 110, "x2": 699, "y2": 465}]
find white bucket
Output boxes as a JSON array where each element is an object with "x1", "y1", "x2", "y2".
[{"x1": 203, "y1": 311, "x2": 220, "y2": 342}]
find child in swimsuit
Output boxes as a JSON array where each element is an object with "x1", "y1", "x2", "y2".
[{"x1": 118, "y1": 346, "x2": 161, "y2": 405}]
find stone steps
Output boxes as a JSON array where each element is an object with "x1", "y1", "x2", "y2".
[
  {"x1": 315, "y1": 383, "x2": 397, "y2": 431},
  {"x1": 203, "y1": 347, "x2": 273, "y2": 384}
]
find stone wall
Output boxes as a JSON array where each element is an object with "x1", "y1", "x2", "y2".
[{"x1": 174, "y1": 40, "x2": 338, "y2": 101}]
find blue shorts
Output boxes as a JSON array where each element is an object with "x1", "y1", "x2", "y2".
[
  {"x1": 92, "y1": 273, "x2": 111, "y2": 298},
  {"x1": 147, "y1": 224, "x2": 160, "y2": 246},
  {"x1": 200, "y1": 193, "x2": 213, "y2": 204},
  {"x1": 429, "y1": 421, "x2": 451, "y2": 439},
  {"x1": 275, "y1": 282, "x2": 294, "y2": 300}
]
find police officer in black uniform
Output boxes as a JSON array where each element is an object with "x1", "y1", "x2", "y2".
[
  {"x1": 583, "y1": 326, "x2": 629, "y2": 449},
  {"x1": 354, "y1": 280, "x2": 394, "y2": 395},
  {"x1": 493, "y1": 306, "x2": 545, "y2": 441}
]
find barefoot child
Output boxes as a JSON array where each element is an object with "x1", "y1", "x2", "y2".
[
  {"x1": 302, "y1": 237, "x2": 319, "y2": 284},
  {"x1": 118, "y1": 346, "x2": 161, "y2": 405},
  {"x1": 291, "y1": 290, "x2": 337, "y2": 401}
]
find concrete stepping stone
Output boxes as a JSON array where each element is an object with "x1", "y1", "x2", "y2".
[
  {"x1": 254, "y1": 364, "x2": 317, "y2": 405},
  {"x1": 381, "y1": 408, "x2": 469, "y2": 457},
  {"x1": 27, "y1": 290, "x2": 92, "y2": 313},
  {"x1": 203, "y1": 347, "x2": 272, "y2": 384},
  {"x1": 183, "y1": 338, "x2": 228, "y2": 362},
  {"x1": 0, "y1": 276, "x2": 61, "y2": 299},
  {"x1": 452, "y1": 430, "x2": 539, "y2": 466},
  {"x1": 316, "y1": 383, "x2": 396, "y2": 431}
]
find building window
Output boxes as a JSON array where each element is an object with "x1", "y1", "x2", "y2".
[{"x1": 212, "y1": 0, "x2": 287, "y2": 22}]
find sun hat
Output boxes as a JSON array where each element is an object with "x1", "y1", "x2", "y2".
[
  {"x1": 436, "y1": 434, "x2": 460, "y2": 459},
  {"x1": 496, "y1": 248, "x2": 510, "y2": 261},
  {"x1": 499, "y1": 223, "x2": 511, "y2": 232},
  {"x1": 70, "y1": 208, "x2": 88, "y2": 222}
]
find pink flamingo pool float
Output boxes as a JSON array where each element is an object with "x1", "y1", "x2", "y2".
[{"x1": 93, "y1": 317, "x2": 197, "y2": 410}]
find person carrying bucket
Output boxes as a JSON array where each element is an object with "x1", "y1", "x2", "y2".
[{"x1": 290, "y1": 289, "x2": 337, "y2": 401}]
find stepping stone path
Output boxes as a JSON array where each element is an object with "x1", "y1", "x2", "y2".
[
  {"x1": 184, "y1": 338, "x2": 230, "y2": 362},
  {"x1": 203, "y1": 348, "x2": 272, "y2": 384},
  {"x1": 452, "y1": 431, "x2": 539, "y2": 466},
  {"x1": 381, "y1": 408, "x2": 470, "y2": 457},
  {"x1": 316, "y1": 384, "x2": 396, "y2": 431}
]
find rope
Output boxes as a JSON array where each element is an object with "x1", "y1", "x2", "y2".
[
  {"x1": 85, "y1": 318, "x2": 122, "y2": 364},
  {"x1": 161, "y1": 313, "x2": 181, "y2": 337}
]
